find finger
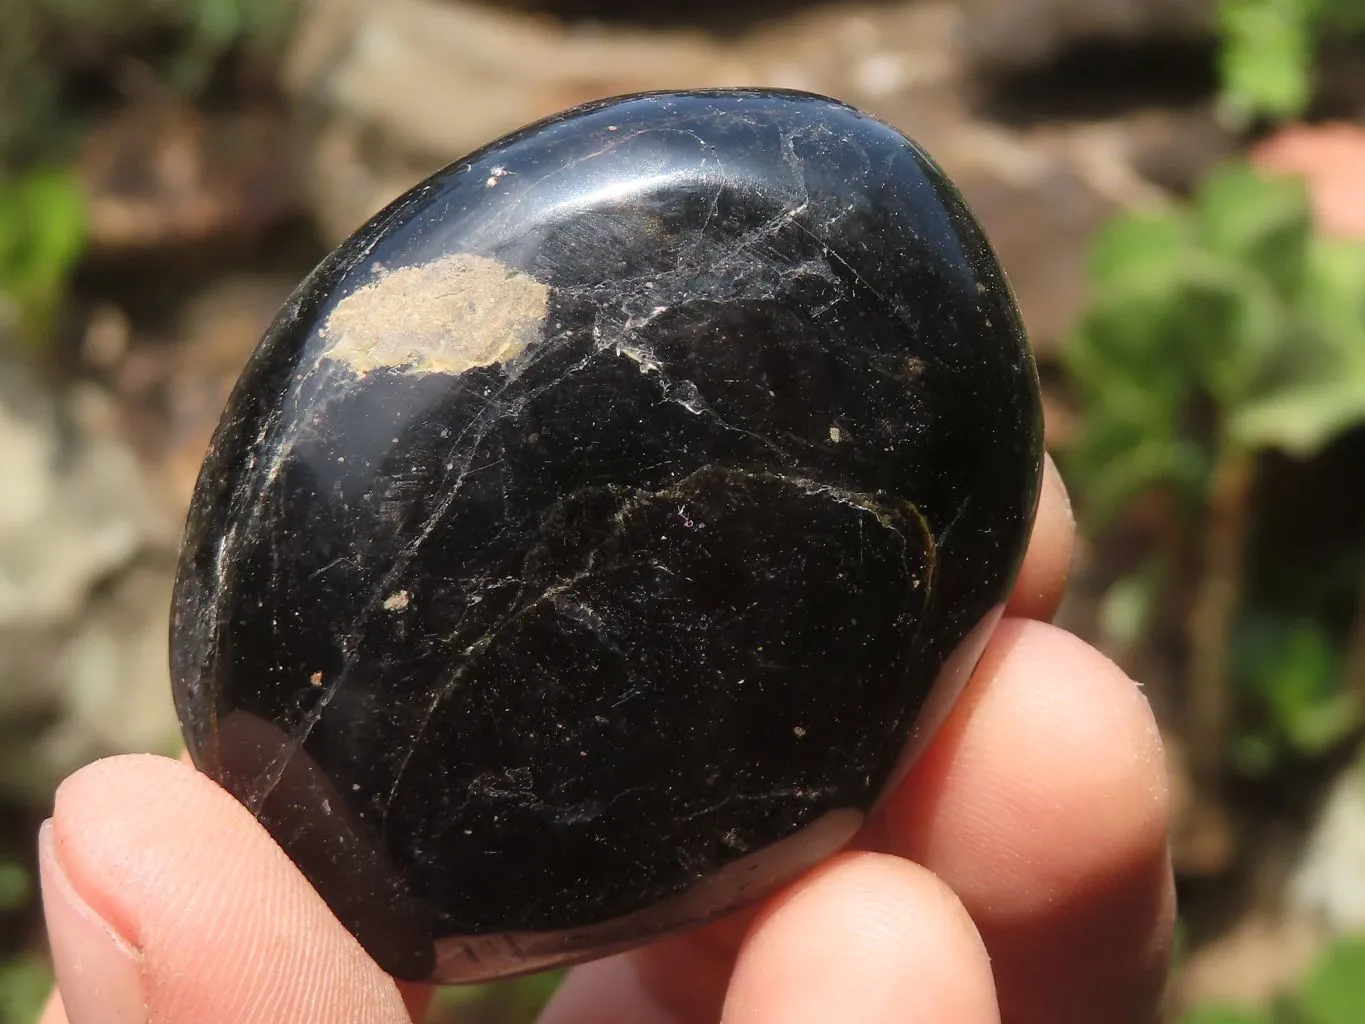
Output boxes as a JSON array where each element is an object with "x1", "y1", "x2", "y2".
[
  {"x1": 1004, "y1": 452, "x2": 1074, "y2": 622},
  {"x1": 721, "y1": 851, "x2": 999, "y2": 1024},
  {"x1": 879, "y1": 618, "x2": 1175, "y2": 1024},
  {"x1": 539, "y1": 853, "x2": 1000, "y2": 1024},
  {"x1": 37, "y1": 992, "x2": 66, "y2": 1024},
  {"x1": 539, "y1": 911, "x2": 749, "y2": 1024},
  {"x1": 39, "y1": 754, "x2": 419, "y2": 1024}
]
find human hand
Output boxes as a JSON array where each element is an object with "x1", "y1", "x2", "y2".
[{"x1": 37, "y1": 455, "x2": 1174, "y2": 1024}]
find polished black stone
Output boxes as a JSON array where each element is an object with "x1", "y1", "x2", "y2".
[{"x1": 170, "y1": 88, "x2": 1044, "y2": 983}]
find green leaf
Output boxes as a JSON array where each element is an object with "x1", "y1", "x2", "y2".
[
  {"x1": 1287, "y1": 689, "x2": 1364, "y2": 753},
  {"x1": 1066, "y1": 429, "x2": 1205, "y2": 528},
  {"x1": 17, "y1": 169, "x2": 87, "y2": 278},
  {"x1": 1171, "y1": 251, "x2": 1283, "y2": 407},
  {"x1": 1196, "y1": 163, "x2": 1313, "y2": 298},
  {"x1": 1231, "y1": 377, "x2": 1365, "y2": 455},
  {"x1": 1228, "y1": 237, "x2": 1365, "y2": 455},
  {"x1": 1291, "y1": 937, "x2": 1365, "y2": 1024},
  {"x1": 1089, "y1": 210, "x2": 1190, "y2": 289},
  {"x1": 1217, "y1": 0, "x2": 1321, "y2": 121},
  {"x1": 435, "y1": 971, "x2": 564, "y2": 1020},
  {"x1": 1298, "y1": 238, "x2": 1365, "y2": 345},
  {"x1": 1232, "y1": 616, "x2": 1360, "y2": 755},
  {"x1": 0, "y1": 955, "x2": 53, "y2": 1024},
  {"x1": 1098, "y1": 557, "x2": 1171, "y2": 649},
  {"x1": 1064, "y1": 283, "x2": 1188, "y2": 404},
  {"x1": 1062, "y1": 397, "x2": 1176, "y2": 514},
  {"x1": 0, "y1": 860, "x2": 28, "y2": 911},
  {"x1": 0, "y1": 166, "x2": 87, "y2": 345}
]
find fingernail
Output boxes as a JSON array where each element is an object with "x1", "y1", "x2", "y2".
[{"x1": 38, "y1": 820, "x2": 147, "y2": 1024}]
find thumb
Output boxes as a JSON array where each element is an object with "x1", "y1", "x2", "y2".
[
  {"x1": 38, "y1": 754, "x2": 425, "y2": 1024},
  {"x1": 38, "y1": 818, "x2": 143, "y2": 1024}
]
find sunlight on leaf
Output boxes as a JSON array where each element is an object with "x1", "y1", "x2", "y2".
[
  {"x1": 1231, "y1": 378, "x2": 1365, "y2": 456},
  {"x1": 1217, "y1": 0, "x2": 1320, "y2": 121},
  {"x1": 0, "y1": 166, "x2": 87, "y2": 349},
  {"x1": 1098, "y1": 558, "x2": 1170, "y2": 649}
]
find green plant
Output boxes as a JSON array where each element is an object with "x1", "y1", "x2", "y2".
[
  {"x1": 1216, "y1": 0, "x2": 1365, "y2": 124},
  {"x1": 431, "y1": 971, "x2": 564, "y2": 1023},
  {"x1": 0, "y1": 166, "x2": 87, "y2": 355},
  {"x1": 0, "y1": 859, "x2": 30, "y2": 913},
  {"x1": 0, "y1": 0, "x2": 299, "y2": 169},
  {"x1": 1181, "y1": 935, "x2": 1365, "y2": 1024},
  {"x1": 1231, "y1": 614, "x2": 1362, "y2": 773},
  {"x1": 1063, "y1": 163, "x2": 1365, "y2": 780},
  {"x1": 0, "y1": 956, "x2": 51, "y2": 1024}
]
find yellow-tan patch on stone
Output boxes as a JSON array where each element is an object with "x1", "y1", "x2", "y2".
[{"x1": 321, "y1": 253, "x2": 549, "y2": 375}]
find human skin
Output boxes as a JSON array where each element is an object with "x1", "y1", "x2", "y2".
[{"x1": 37, "y1": 454, "x2": 1175, "y2": 1024}]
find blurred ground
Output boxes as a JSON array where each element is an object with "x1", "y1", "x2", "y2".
[{"x1": 2, "y1": 2, "x2": 1365, "y2": 1021}]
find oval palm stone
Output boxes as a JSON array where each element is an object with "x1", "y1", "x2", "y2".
[{"x1": 170, "y1": 88, "x2": 1044, "y2": 983}]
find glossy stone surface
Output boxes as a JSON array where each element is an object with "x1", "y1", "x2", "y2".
[{"x1": 170, "y1": 88, "x2": 1044, "y2": 983}]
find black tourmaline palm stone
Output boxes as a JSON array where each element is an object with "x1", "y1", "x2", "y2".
[{"x1": 170, "y1": 89, "x2": 1044, "y2": 983}]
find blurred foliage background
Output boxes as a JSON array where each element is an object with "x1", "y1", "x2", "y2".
[{"x1": 1, "y1": 0, "x2": 1364, "y2": 1021}]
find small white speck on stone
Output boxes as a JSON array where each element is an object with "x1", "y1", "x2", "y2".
[
  {"x1": 829, "y1": 426, "x2": 842, "y2": 443},
  {"x1": 793, "y1": 725, "x2": 807, "y2": 738},
  {"x1": 310, "y1": 671, "x2": 324, "y2": 686},
  {"x1": 384, "y1": 590, "x2": 411, "y2": 611}
]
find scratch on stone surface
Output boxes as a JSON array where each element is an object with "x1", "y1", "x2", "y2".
[
  {"x1": 787, "y1": 218, "x2": 904, "y2": 323},
  {"x1": 386, "y1": 687, "x2": 454, "y2": 817},
  {"x1": 675, "y1": 784, "x2": 841, "y2": 827},
  {"x1": 245, "y1": 670, "x2": 347, "y2": 814},
  {"x1": 380, "y1": 465, "x2": 934, "y2": 822},
  {"x1": 935, "y1": 488, "x2": 974, "y2": 553}
]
